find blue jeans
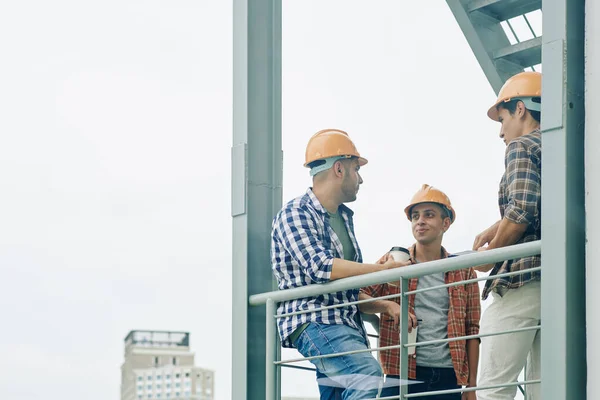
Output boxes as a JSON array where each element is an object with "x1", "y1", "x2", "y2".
[
  {"x1": 294, "y1": 323, "x2": 383, "y2": 400},
  {"x1": 381, "y1": 367, "x2": 460, "y2": 399}
]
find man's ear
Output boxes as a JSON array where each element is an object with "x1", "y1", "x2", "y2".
[
  {"x1": 334, "y1": 160, "x2": 343, "y2": 176},
  {"x1": 443, "y1": 217, "x2": 451, "y2": 232},
  {"x1": 517, "y1": 100, "x2": 527, "y2": 118}
]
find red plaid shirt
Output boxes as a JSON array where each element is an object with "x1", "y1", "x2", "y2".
[{"x1": 360, "y1": 245, "x2": 481, "y2": 385}]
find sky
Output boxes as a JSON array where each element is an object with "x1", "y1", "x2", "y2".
[{"x1": 0, "y1": 1, "x2": 540, "y2": 399}]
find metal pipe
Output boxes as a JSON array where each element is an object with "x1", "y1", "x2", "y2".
[
  {"x1": 275, "y1": 268, "x2": 541, "y2": 320},
  {"x1": 274, "y1": 325, "x2": 540, "y2": 365},
  {"x1": 406, "y1": 325, "x2": 540, "y2": 348},
  {"x1": 404, "y1": 267, "x2": 542, "y2": 296},
  {"x1": 265, "y1": 299, "x2": 277, "y2": 400},
  {"x1": 249, "y1": 241, "x2": 541, "y2": 305},
  {"x1": 403, "y1": 380, "x2": 541, "y2": 398}
]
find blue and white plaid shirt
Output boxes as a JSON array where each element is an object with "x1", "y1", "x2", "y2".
[{"x1": 271, "y1": 188, "x2": 367, "y2": 348}]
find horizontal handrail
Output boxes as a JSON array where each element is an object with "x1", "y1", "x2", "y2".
[
  {"x1": 404, "y1": 266, "x2": 542, "y2": 295},
  {"x1": 249, "y1": 241, "x2": 541, "y2": 306},
  {"x1": 275, "y1": 266, "x2": 543, "y2": 318},
  {"x1": 402, "y1": 380, "x2": 541, "y2": 398},
  {"x1": 274, "y1": 325, "x2": 541, "y2": 365}
]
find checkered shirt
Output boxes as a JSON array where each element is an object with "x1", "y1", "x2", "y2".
[
  {"x1": 360, "y1": 245, "x2": 481, "y2": 385},
  {"x1": 271, "y1": 188, "x2": 367, "y2": 348},
  {"x1": 482, "y1": 129, "x2": 542, "y2": 300}
]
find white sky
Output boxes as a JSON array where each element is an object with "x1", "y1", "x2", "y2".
[{"x1": 0, "y1": 1, "x2": 540, "y2": 399}]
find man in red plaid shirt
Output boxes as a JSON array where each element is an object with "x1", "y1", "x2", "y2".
[{"x1": 360, "y1": 185, "x2": 481, "y2": 399}]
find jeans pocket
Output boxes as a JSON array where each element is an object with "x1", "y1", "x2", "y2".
[{"x1": 296, "y1": 327, "x2": 326, "y2": 372}]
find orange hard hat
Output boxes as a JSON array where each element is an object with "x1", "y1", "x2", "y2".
[
  {"x1": 404, "y1": 184, "x2": 456, "y2": 223},
  {"x1": 304, "y1": 129, "x2": 368, "y2": 169},
  {"x1": 487, "y1": 71, "x2": 542, "y2": 121}
]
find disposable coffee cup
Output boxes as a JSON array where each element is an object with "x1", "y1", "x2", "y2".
[
  {"x1": 407, "y1": 326, "x2": 418, "y2": 355},
  {"x1": 389, "y1": 246, "x2": 410, "y2": 262}
]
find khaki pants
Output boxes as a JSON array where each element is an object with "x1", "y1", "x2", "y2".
[{"x1": 478, "y1": 281, "x2": 541, "y2": 400}]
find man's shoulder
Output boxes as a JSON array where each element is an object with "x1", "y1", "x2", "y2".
[
  {"x1": 275, "y1": 192, "x2": 318, "y2": 223},
  {"x1": 510, "y1": 131, "x2": 541, "y2": 152}
]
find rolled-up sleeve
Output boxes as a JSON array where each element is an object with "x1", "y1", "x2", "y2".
[
  {"x1": 503, "y1": 141, "x2": 541, "y2": 225},
  {"x1": 360, "y1": 283, "x2": 385, "y2": 298},
  {"x1": 274, "y1": 206, "x2": 334, "y2": 283}
]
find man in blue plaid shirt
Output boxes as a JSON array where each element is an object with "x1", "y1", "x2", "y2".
[
  {"x1": 473, "y1": 72, "x2": 543, "y2": 400},
  {"x1": 271, "y1": 129, "x2": 409, "y2": 399}
]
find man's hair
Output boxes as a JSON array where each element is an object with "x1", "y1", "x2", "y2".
[{"x1": 499, "y1": 97, "x2": 541, "y2": 123}]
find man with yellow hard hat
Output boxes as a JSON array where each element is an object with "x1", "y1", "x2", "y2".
[
  {"x1": 271, "y1": 129, "x2": 409, "y2": 399},
  {"x1": 360, "y1": 185, "x2": 481, "y2": 399},
  {"x1": 473, "y1": 71, "x2": 542, "y2": 400}
]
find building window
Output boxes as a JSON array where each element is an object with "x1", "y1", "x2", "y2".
[
  {"x1": 147, "y1": 395, "x2": 152, "y2": 399},
  {"x1": 172, "y1": 357, "x2": 178, "y2": 366},
  {"x1": 175, "y1": 393, "x2": 180, "y2": 397},
  {"x1": 147, "y1": 376, "x2": 152, "y2": 380},
  {"x1": 185, "y1": 372, "x2": 190, "y2": 378},
  {"x1": 157, "y1": 395, "x2": 161, "y2": 399},
  {"x1": 175, "y1": 382, "x2": 181, "y2": 388},
  {"x1": 138, "y1": 376, "x2": 143, "y2": 382},
  {"x1": 185, "y1": 382, "x2": 190, "y2": 387},
  {"x1": 166, "y1": 394, "x2": 171, "y2": 399},
  {"x1": 147, "y1": 385, "x2": 152, "y2": 390},
  {"x1": 154, "y1": 356, "x2": 160, "y2": 366},
  {"x1": 138, "y1": 396, "x2": 142, "y2": 400},
  {"x1": 166, "y1": 374, "x2": 171, "y2": 380},
  {"x1": 156, "y1": 375, "x2": 162, "y2": 381},
  {"x1": 166, "y1": 383, "x2": 171, "y2": 389},
  {"x1": 156, "y1": 384, "x2": 161, "y2": 389},
  {"x1": 175, "y1": 373, "x2": 180, "y2": 379}
]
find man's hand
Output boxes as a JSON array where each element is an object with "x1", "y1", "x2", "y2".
[
  {"x1": 383, "y1": 301, "x2": 417, "y2": 332},
  {"x1": 474, "y1": 246, "x2": 495, "y2": 273},
  {"x1": 473, "y1": 220, "x2": 501, "y2": 250},
  {"x1": 462, "y1": 388, "x2": 477, "y2": 400},
  {"x1": 381, "y1": 253, "x2": 412, "y2": 270}
]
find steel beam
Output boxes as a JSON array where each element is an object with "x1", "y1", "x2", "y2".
[
  {"x1": 232, "y1": 1, "x2": 282, "y2": 399},
  {"x1": 541, "y1": 0, "x2": 587, "y2": 398}
]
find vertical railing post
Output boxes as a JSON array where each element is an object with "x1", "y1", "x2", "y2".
[
  {"x1": 265, "y1": 299, "x2": 278, "y2": 400},
  {"x1": 400, "y1": 277, "x2": 409, "y2": 399}
]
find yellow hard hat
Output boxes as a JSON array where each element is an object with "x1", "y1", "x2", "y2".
[
  {"x1": 487, "y1": 71, "x2": 542, "y2": 121},
  {"x1": 304, "y1": 129, "x2": 368, "y2": 175},
  {"x1": 404, "y1": 184, "x2": 456, "y2": 223}
]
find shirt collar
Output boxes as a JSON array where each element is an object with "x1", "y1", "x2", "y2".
[
  {"x1": 408, "y1": 243, "x2": 450, "y2": 264},
  {"x1": 306, "y1": 187, "x2": 354, "y2": 217}
]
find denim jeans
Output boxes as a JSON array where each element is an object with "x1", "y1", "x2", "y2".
[
  {"x1": 294, "y1": 323, "x2": 383, "y2": 400},
  {"x1": 381, "y1": 366, "x2": 460, "y2": 399}
]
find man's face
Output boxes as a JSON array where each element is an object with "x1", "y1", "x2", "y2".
[
  {"x1": 497, "y1": 103, "x2": 524, "y2": 146},
  {"x1": 340, "y1": 158, "x2": 363, "y2": 203},
  {"x1": 410, "y1": 203, "x2": 450, "y2": 245}
]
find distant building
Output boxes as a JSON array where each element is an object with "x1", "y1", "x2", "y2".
[{"x1": 120, "y1": 330, "x2": 214, "y2": 400}]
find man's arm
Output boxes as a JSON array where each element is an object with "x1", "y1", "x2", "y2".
[
  {"x1": 331, "y1": 257, "x2": 408, "y2": 280},
  {"x1": 358, "y1": 292, "x2": 395, "y2": 314},
  {"x1": 473, "y1": 220, "x2": 501, "y2": 250},
  {"x1": 487, "y1": 218, "x2": 529, "y2": 250},
  {"x1": 276, "y1": 206, "x2": 409, "y2": 282},
  {"x1": 466, "y1": 339, "x2": 479, "y2": 388},
  {"x1": 476, "y1": 141, "x2": 540, "y2": 272},
  {"x1": 465, "y1": 268, "x2": 480, "y2": 389}
]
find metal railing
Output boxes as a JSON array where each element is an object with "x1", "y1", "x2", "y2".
[{"x1": 249, "y1": 240, "x2": 541, "y2": 399}]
